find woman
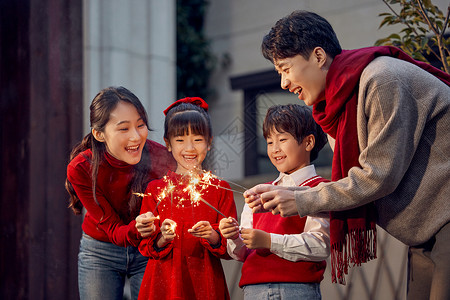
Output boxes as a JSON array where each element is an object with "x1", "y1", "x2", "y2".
[{"x1": 66, "y1": 86, "x2": 175, "y2": 299}]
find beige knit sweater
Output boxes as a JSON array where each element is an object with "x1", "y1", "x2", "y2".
[{"x1": 296, "y1": 56, "x2": 450, "y2": 246}]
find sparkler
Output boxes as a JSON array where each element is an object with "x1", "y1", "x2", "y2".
[
  {"x1": 199, "y1": 198, "x2": 227, "y2": 218},
  {"x1": 167, "y1": 221, "x2": 177, "y2": 234},
  {"x1": 135, "y1": 169, "x2": 243, "y2": 219},
  {"x1": 134, "y1": 175, "x2": 176, "y2": 215},
  {"x1": 186, "y1": 169, "x2": 248, "y2": 194},
  {"x1": 183, "y1": 170, "x2": 228, "y2": 218}
]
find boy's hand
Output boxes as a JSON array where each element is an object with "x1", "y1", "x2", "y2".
[
  {"x1": 135, "y1": 212, "x2": 158, "y2": 238},
  {"x1": 188, "y1": 221, "x2": 220, "y2": 245},
  {"x1": 240, "y1": 228, "x2": 271, "y2": 249},
  {"x1": 219, "y1": 217, "x2": 239, "y2": 240}
]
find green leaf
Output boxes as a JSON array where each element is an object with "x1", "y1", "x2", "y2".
[{"x1": 388, "y1": 33, "x2": 402, "y2": 40}]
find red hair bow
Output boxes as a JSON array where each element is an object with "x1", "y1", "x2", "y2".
[{"x1": 163, "y1": 97, "x2": 209, "y2": 115}]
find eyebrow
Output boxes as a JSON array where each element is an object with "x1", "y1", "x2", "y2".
[
  {"x1": 274, "y1": 61, "x2": 288, "y2": 69},
  {"x1": 115, "y1": 117, "x2": 143, "y2": 126},
  {"x1": 115, "y1": 120, "x2": 130, "y2": 126}
]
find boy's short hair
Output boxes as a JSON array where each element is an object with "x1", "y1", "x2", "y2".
[
  {"x1": 263, "y1": 104, "x2": 328, "y2": 162},
  {"x1": 261, "y1": 10, "x2": 342, "y2": 63}
]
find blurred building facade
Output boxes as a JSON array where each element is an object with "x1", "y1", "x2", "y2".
[{"x1": 2, "y1": 0, "x2": 447, "y2": 299}]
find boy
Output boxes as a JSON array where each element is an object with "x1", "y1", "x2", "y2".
[{"x1": 220, "y1": 104, "x2": 330, "y2": 300}]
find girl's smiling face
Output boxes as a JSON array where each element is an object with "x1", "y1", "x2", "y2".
[
  {"x1": 93, "y1": 101, "x2": 148, "y2": 165},
  {"x1": 166, "y1": 129, "x2": 210, "y2": 175}
]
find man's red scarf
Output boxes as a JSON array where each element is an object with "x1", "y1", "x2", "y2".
[{"x1": 312, "y1": 46, "x2": 450, "y2": 284}]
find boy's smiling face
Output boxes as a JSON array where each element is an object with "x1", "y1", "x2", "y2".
[{"x1": 266, "y1": 128, "x2": 314, "y2": 174}]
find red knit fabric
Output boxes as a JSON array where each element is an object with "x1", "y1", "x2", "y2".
[
  {"x1": 138, "y1": 171, "x2": 237, "y2": 300},
  {"x1": 239, "y1": 176, "x2": 329, "y2": 287},
  {"x1": 312, "y1": 46, "x2": 450, "y2": 284},
  {"x1": 67, "y1": 140, "x2": 175, "y2": 247}
]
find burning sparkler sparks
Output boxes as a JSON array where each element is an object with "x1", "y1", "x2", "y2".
[
  {"x1": 134, "y1": 175, "x2": 176, "y2": 214},
  {"x1": 167, "y1": 221, "x2": 177, "y2": 234},
  {"x1": 134, "y1": 169, "x2": 247, "y2": 219}
]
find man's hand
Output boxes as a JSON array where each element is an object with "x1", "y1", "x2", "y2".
[
  {"x1": 244, "y1": 184, "x2": 299, "y2": 217},
  {"x1": 243, "y1": 184, "x2": 271, "y2": 213}
]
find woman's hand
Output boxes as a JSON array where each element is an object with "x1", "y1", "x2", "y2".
[
  {"x1": 219, "y1": 217, "x2": 239, "y2": 240},
  {"x1": 188, "y1": 221, "x2": 220, "y2": 245},
  {"x1": 135, "y1": 212, "x2": 157, "y2": 238}
]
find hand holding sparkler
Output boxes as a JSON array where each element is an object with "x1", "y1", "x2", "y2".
[
  {"x1": 188, "y1": 221, "x2": 220, "y2": 245},
  {"x1": 157, "y1": 219, "x2": 177, "y2": 248},
  {"x1": 240, "y1": 228, "x2": 271, "y2": 249},
  {"x1": 244, "y1": 184, "x2": 300, "y2": 216},
  {"x1": 219, "y1": 217, "x2": 240, "y2": 240},
  {"x1": 135, "y1": 212, "x2": 159, "y2": 238},
  {"x1": 243, "y1": 186, "x2": 270, "y2": 214}
]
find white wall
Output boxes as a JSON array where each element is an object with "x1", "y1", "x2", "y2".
[{"x1": 83, "y1": 0, "x2": 176, "y2": 144}]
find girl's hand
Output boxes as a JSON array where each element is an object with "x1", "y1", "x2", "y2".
[
  {"x1": 135, "y1": 212, "x2": 158, "y2": 238},
  {"x1": 159, "y1": 219, "x2": 177, "y2": 244},
  {"x1": 240, "y1": 228, "x2": 271, "y2": 249},
  {"x1": 188, "y1": 221, "x2": 220, "y2": 245},
  {"x1": 219, "y1": 217, "x2": 239, "y2": 240}
]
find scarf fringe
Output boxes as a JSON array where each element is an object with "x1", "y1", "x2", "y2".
[{"x1": 331, "y1": 227, "x2": 377, "y2": 285}]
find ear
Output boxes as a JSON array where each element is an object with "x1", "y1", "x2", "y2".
[
  {"x1": 304, "y1": 134, "x2": 315, "y2": 152},
  {"x1": 164, "y1": 138, "x2": 171, "y2": 152},
  {"x1": 92, "y1": 128, "x2": 105, "y2": 142},
  {"x1": 207, "y1": 136, "x2": 213, "y2": 151},
  {"x1": 311, "y1": 47, "x2": 328, "y2": 68}
]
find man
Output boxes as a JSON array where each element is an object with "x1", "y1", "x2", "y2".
[{"x1": 244, "y1": 10, "x2": 450, "y2": 300}]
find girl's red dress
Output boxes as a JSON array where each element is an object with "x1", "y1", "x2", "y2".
[{"x1": 138, "y1": 171, "x2": 237, "y2": 300}]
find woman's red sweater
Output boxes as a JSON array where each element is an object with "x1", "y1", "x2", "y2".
[{"x1": 67, "y1": 140, "x2": 175, "y2": 247}]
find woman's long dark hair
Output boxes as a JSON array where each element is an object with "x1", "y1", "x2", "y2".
[{"x1": 65, "y1": 86, "x2": 151, "y2": 218}]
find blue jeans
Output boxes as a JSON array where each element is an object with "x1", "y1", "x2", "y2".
[
  {"x1": 243, "y1": 282, "x2": 321, "y2": 300},
  {"x1": 78, "y1": 233, "x2": 148, "y2": 300}
]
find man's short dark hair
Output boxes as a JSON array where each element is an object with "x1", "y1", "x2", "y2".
[
  {"x1": 263, "y1": 104, "x2": 328, "y2": 162},
  {"x1": 261, "y1": 10, "x2": 342, "y2": 63}
]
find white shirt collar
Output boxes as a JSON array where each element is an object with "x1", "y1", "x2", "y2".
[{"x1": 272, "y1": 164, "x2": 317, "y2": 187}]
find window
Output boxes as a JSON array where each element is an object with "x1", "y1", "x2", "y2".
[{"x1": 230, "y1": 70, "x2": 332, "y2": 177}]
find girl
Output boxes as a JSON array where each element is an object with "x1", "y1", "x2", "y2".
[
  {"x1": 66, "y1": 86, "x2": 175, "y2": 300},
  {"x1": 137, "y1": 97, "x2": 237, "y2": 300}
]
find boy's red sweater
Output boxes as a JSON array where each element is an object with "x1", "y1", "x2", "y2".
[{"x1": 239, "y1": 176, "x2": 328, "y2": 287}]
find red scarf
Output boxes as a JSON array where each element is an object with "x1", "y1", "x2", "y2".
[{"x1": 312, "y1": 46, "x2": 450, "y2": 284}]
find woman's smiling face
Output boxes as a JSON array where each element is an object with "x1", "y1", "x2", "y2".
[{"x1": 93, "y1": 101, "x2": 148, "y2": 165}]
